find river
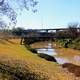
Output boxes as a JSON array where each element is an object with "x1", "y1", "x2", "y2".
[
  {"x1": 35, "y1": 43, "x2": 69, "y2": 64},
  {"x1": 31, "y1": 42, "x2": 80, "y2": 65}
]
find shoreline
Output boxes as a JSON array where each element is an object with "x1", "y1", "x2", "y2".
[
  {"x1": 53, "y1": 42, "x2": 80, "y2": 65},
  {"x1": 31, "y1": 41, "x2": 80, "y2": 65}
]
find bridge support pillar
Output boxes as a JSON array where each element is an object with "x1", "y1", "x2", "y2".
[
  {"x1": 46, "y1": 30, "x2": 48, "y2": 33},
  {"x1": 56, "y1": 29, "x2": 60, "y2": 33},
  {"x1": 20, "y1": 37, "x2": 23, "y2": 45}
]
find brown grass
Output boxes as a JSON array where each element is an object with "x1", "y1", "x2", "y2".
[{"x1": 0, "y1": 39, "x2": 79, "y2": 80}]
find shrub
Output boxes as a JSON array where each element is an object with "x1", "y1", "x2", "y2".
[
  {"x1": 38, "y1": 53, "x2": 57, "y2": 62},
  {"x1": 57, "y1": 38, "x2": 80, "y2": 50},
  {"x1": 25, "y1": 45, "x2": 37, "y2": 54},
  {"x1": 29, "y1": 48, "x2": 37, "y2": 53},
  {"x1": 72, "y1": 38, "x2": 80, "y2": 50},
  {"x1": 58, "y1": 39, "x2": 72, "y2": 48}
]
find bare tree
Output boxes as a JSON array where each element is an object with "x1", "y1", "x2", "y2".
[
  {"x1": 0, "y1": 0, "x2": 38, "y2": 40},
  {"x1": 68, "y1": 23, "x2": 78, "y2": 39},
  {"x1": 0, "y1": 20, "x2": 6, "y2": 30},
  {"x1": 0, "y1": 0, "x2": 38, "y2": 27}
]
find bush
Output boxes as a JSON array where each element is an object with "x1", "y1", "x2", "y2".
[
  {"x1": 69, "y1": 38, "x2": 80, "y2": 50},
  {"x1": 58, "y1": 39, "x2": 72, "y2": 48},
  {"x1": 57, "y1": 38, "x2": 80, "y2": 50},
  {"x1": 29, "y1": 48, "x2": 37, "y2": 53},
  {"x1": 25, "y1": 45, "x2": 37, "y2": 54},
  {"x1": 38, "y1": 53, "x2": 57, "y2": 62}
]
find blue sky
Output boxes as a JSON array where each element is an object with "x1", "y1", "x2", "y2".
[{"x1": 16, "y1": 0, "x2": 80, "y2": 29}]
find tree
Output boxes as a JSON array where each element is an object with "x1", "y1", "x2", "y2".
[
  {"x1": 0, "y1": 20, "x2": 7, "y2": 30},
  {"x1": 0, "y1": 0, "x2": 17, "y2": 27},
  {"x1": 68, "y1": 23, "x2": 78, "y2": 39},
  {"x1": 0, "y1": 0, "x2": 38, "y2": 28},
  {"x1": 0, "y1": 0, "x2": 38, "y2": 40},
  {"x1": 12, "y1": 27, "x2": 25, "y2": 36},
  {"x1": 0, "y1": 20, "x2": 10, "y2": 39}
]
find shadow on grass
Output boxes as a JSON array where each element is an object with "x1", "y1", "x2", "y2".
[
  {"x1": 0, "y1": 39, "x2": 7, "y2": 44},
  {"x1": 0, "y1": 61, "x2": 48, "y2": 80},
  {"x1": 0, "y1": 39, "x2": 15, "y2": 45},
  {"x1": 7, "y1": 40, "x2": 15, "y2": 44},
  {"x1": 62, "y1": 63, "x2": 80, "y2": 77}
]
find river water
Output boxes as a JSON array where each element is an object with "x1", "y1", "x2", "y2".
[
  {"x1": 31, "y1": 42, "x2": 80, "y2": 65},
  {"x1": 36, "y1": 43, "x2": 69, "y2": 64}
]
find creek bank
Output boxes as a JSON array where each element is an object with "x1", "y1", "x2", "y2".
[
  {"x1": 52, "y1": 42, "x2": 80, "y2": 66},
  {"x1": 30, "y1": 41, "x2": 80, "y2": 65},
  {"x1": 62, "y1": 63, "x2": 80, "y2": 77},
  {"x1": 25, "y1": 42, "x2": 70, "y2": 64},
  {"x1": 25, "y1": 44, "x2": 58, "y2": 63}
]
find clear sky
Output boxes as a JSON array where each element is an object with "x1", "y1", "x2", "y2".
[{"x1": 16, "y1": 0, "x2": 80, "y2": 29}]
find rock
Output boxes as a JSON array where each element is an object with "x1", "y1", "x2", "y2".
[{"x1": 38, "y1": 53, "x2": 57, "y2": 62}]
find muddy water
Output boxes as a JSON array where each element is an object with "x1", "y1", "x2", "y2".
[
  {"x1": 35, "y1": 43, "x2": 69, "y2": 64},
  {"x1": 31, "y1": 42, "x2": 80, "y2": 65}
]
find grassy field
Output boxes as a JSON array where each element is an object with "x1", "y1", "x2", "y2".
[{"x1": 0, "y1": 39, "x2": 79, "y2": 80}]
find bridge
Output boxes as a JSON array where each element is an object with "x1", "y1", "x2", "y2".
[
  {"x1": 21, "y1": 27, "x2": 80, "y2": 33},
  {"x1": 20, "y1": 28, "x2": 80, "y2": 44},
  {"x1": 20, "y1": 28, "x2": 80, "y2": 38},
  {"x1": 22, "y1": 28, "x2": 70, "y2": 33}
]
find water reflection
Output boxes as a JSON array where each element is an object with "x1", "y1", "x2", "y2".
[
  {"x1": 37, "y1": 48, "x2": 57, "y2": 55},
  {"x1": 74, "y1": 56, "x2": 80, "y2": 61},
  {"x1": 73, "y1": 56, "x2": 80, "y2": 64},
  {"x1": 36, "y1": 43, "x2": 70, "y2": 64},
  {"x1": 55, "y1": 57, "x2": 69, "y2": 64},
  {"x1": 36, "y1": 43, "x2": 80, "y2": 64}
]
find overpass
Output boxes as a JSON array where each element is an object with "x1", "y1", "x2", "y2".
[
  {"x1": 19, "y1": 28, "x2": 80, "y2": 44},
  {"x1": 22, "y1": 28, "x2": 80, "y2": 34},
  {"x1": 22, "y1": 28, "x2": 69, "y2": 33},
  {"x1": 21, "y1": 28, "x2": 80, "y2": 38}
]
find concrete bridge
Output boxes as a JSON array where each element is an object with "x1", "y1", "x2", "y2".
[
  {"x1": 22, "y1": 27, "x2": 80, "y2": 33},
  {"x1": 21, "y1": 28, "x2": 80, "y2": 38},
  {"x1": 19, "y1": 28, "x2": 80, "y2": 44},
  {"x1": 22, "y1": 28, "x2": 69, "y2": 33}
]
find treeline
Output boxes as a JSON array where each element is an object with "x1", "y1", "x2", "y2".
[
  {"x1": 0, "y1": 27, "x2": 25, "y2": 40},
  {"x1": 0, "y1": 23, "x2": 80, "y2": 50}
]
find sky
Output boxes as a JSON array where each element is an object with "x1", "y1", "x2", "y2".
[{"x1": 16, "y1": 0, "x2": 80, "y2": 29}]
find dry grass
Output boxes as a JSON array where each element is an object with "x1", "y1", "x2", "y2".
[{"x1": 0, "y1": 39, "x2": 79, "y2": 80}]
